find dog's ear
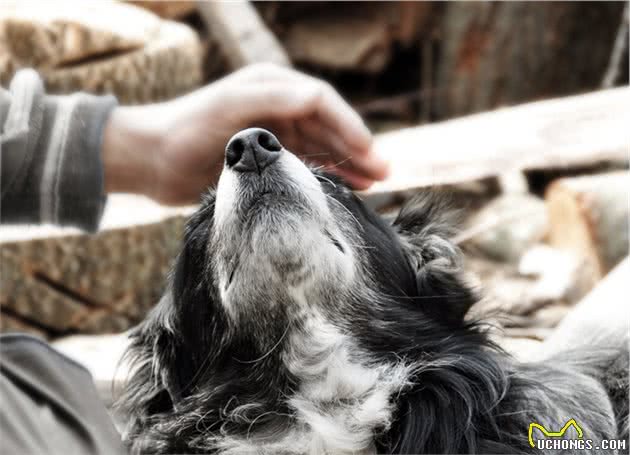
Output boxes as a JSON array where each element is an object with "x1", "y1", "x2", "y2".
[
  {"x1": 122, "y1": 193, "x2": 219, "y2": 412},
  {"x1": 393, "y1": 193, "x2": 477, "y2": 324},
  {"x1": 135, "y1": 291, "x2": 187, "y2": 404}
]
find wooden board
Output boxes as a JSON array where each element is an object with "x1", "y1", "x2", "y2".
[{"x1": 367, "y1": 88, "x2": 630, "y2": 195}]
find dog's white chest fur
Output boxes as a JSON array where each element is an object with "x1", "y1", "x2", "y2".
[{"x1": 215, "y1": 316, "x2": 411, "y2": 454}]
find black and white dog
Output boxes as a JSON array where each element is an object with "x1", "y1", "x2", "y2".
[{"x1": 120, "y1": 128, "x2": 628, "y2": 454}]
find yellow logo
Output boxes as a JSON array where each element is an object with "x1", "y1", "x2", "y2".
[{"x1": 528, "y1": 419, "x2": 583, "y2": 448}]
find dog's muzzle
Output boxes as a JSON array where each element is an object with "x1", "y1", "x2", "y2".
[{"x1": 225, "y1": 128, "x2": 282, "y2": 174}]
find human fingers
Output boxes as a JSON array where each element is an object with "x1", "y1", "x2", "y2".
[
  {"x1": 296, "y1": 119, "x2": 389, "y2": 181},
  {"x1": 321, "y1": 164, "x2": 375, "y2": 190},
  {"x1": 300, "y1": 80, "x2": 372, "y2": 156},
  {"x1": 234, "y1": 65, "x2": 373, "y2": 154}
]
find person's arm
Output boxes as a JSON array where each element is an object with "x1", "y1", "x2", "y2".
[
  {"x1": 0, "y1": 69, "x2": 116, "y2": 232},
  {"x1": 2, "y1": 64, "x2": 387, "y2": 232}
]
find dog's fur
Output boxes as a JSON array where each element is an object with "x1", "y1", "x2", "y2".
[{"x1": 119, "y1": 139, "x2": 628, "y2": 454}]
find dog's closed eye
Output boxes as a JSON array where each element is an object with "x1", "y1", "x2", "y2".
[
  {"x1": 324, "y1": 229, "x2": 345, "y2": 253},
  {"x1": 227, "y1": 258, "x2": 239, "y2": 288}
]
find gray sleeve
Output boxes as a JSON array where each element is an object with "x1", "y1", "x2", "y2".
[{"x1": 0, "y1": 69, "x2": 117, "y2": 232}]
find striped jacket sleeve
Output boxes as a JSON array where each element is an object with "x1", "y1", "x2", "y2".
[{"x1": 0, "y1": 69, "x2": 117, "y2": 232}]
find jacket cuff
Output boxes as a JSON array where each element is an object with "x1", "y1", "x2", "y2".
[
  {"x1": 47, "y1": 93, "x2": 117, "y2": 232},
  {"x1": 1, "y1": 69, "x2": 118, "y2": 232}
]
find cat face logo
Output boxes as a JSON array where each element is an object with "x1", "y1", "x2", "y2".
[{"x1": 528, "y1": 419, "x2": 583, "y2": 448}]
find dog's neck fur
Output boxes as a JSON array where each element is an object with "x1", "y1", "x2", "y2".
[
  {"x1": 281, "y1": 317, "x2": 411, "y2": 454},
  {"x1": 122, "y1": 283, "x2": 520, "y2": 454},
  {"x1": 176, "y1": 313, "x2": 513, "y2": 455},
  {"x1": 204, "y1": 317, "x2": 408, "y2": 454}
]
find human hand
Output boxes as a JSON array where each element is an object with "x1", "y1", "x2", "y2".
[{"x1": 102, "y1": 63, "x2": 389, "y2": 205}]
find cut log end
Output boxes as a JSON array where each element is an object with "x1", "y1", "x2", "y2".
[{"x1": 546, "y1": 171, "x2": 629, "y2": 279}]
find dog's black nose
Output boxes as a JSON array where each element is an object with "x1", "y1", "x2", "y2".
[{"x1": 225, "y1": 128, "x2": 282, "y2": 173}]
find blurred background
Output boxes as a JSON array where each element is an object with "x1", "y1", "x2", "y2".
[
  {"x1": 2, "y1": 2, "x2": 626, "y2": 126},
  {"x1": 0, "y1": 1, "x2": 628, "y2": 379}
]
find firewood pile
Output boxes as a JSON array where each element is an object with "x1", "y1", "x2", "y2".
[{"x1": 1, "y1": 1, "x2": 628, "y2": 362}]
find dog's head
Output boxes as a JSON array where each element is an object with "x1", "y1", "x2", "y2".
[
  {"x1": 122, "y1": 128, "x2": 487, "y2": 454},
  {"x1": 191, "y1": 128, "x2": 472, "y2": 341}
]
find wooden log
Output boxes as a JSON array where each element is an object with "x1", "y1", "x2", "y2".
[
  {"x1": 0, "y1": 195, "x2": 193, "y2": 335},
  {"x1": 435, "y1": 2, "x2": 625, "y2": 118},
  {"x1": 366, "y1": 88, "x2": 630, "y2": 195},
  {"x1": 538, "y1": 258, "x2": 629, "y2": 415},
  {"x1": 503, "y1": 305, "x2": 571, "y2": 330},
  {"x1": 466, "y1": 249, "x2": 588, "y2": 327},
  {"x1": 503, "y1": 327, "x2": 553, "y2": 342},
  {"x1": 197, "y1": 0, "x2": 290, "y2": 69},
  {"x1": 0, "y1": 1, "x2": 203, "y2": 104},
  {"x1": 465, "y1": 257, "x2": 542, "y2": 319},
  {"x1": 127, "y1": 1, "x2": 196, "y2": 20},
  {"x1": 484, "y1": 259, "x2": 629, "y2": 361},
  {"x1": 0, "y1": 311, "x2": 48, "y2": 339},
  {"x1": 460, "y1": 193, "x2": 548, "y2": 263},
  {"x1": 542, "y1": 257, "x2": 629, "y2": 354},
  {"x1": 545, "y1": 171, "x2": 629, "y2": 279},
  {"x1": 0, "y1": 0, "x2": 153, "y2": 69},
  {"x1": 258, "y1": 2, "x2": 435, "y2": 73},
  {"x1": 519, "y1": 244, "x2": 596, "y2": 305},
  {"x1": 283, "y1": 15, "x2": 390, "y2": 73}
]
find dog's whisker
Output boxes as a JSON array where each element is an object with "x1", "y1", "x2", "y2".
[
  {"x1": 323, "y1": 156, "x2": 352, "y2": 169},
  {"x1": 378, "y1": 291, "x2": 474, "y2": 300},
  {"x1": 344, "y1": 243, "x2": 376, "y2": 250},
  {"x1": 234, "y1": 322, "x2": 291, "y2": 365},
  {"x1": 325, "y1": 194, "x2": 364, "y2": 232},
  {"x1": 314, "y1": 173, "x2": 337, "y2": 189},
  {"x1": 299, "y1": 152, "x2": 331, "y2": 158}
]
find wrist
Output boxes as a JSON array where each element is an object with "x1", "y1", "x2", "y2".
[{"x1": 101, "y1": 105, "x2": 165, "y2": 197}]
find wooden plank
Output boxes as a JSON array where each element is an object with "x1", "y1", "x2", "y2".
[
  {"x1": 197, "y1": 0, "x2": 290, "y2": 69},
  {"x1": 367, "y1": 88, "x2": 630, "y2": 194}
]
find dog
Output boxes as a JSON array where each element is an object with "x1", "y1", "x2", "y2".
[{"x1": 119, "y1": 128, "x2": 628, "y2": 454}]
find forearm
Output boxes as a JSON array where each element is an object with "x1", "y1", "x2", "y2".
[
  {"x1": 1, "y1": 70, "x2": 117, "y2": 232},
  {"x1": 101, "y1": 104, "x2": 165, "y2": 197}
]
